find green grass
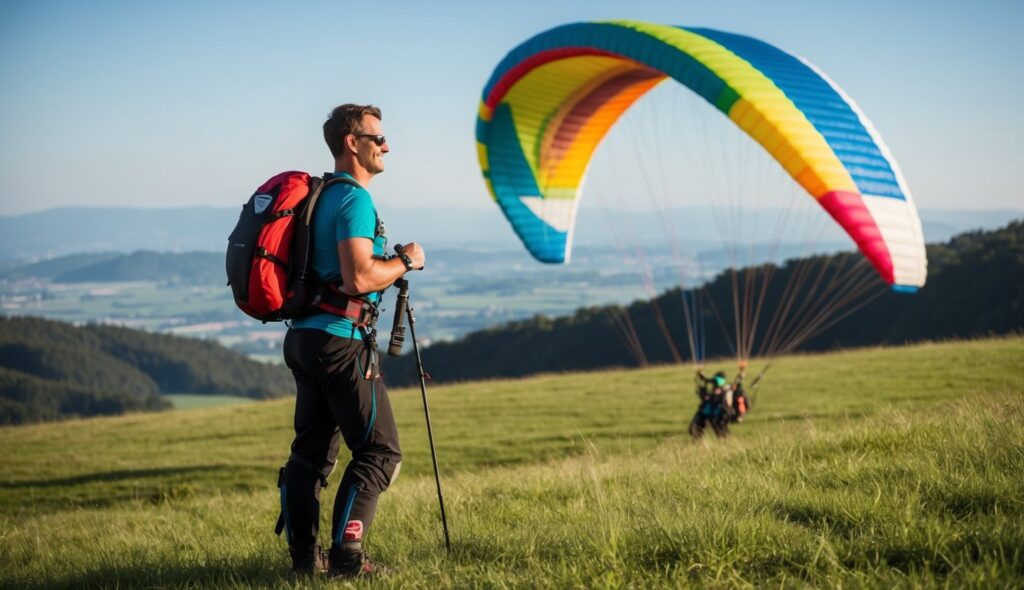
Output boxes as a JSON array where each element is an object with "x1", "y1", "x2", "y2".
[
  {"x1": 0, "y1": 336, "x2": 1021, "y2": 588},
  {"x1": 164, "y1": 394, "x2": 257, "y2": 410}
]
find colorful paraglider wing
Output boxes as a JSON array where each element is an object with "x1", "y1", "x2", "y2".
[{"x1": 476, "y1": 21, "x2": 927, "y2": 289}]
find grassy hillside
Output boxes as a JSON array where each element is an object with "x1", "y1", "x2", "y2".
[
  {"x1": 164, "y1": 393, "x2": 257, "y2": 410},
  {"x1": 0, "y1": 337, "x2": 1021, "y2": 588}
]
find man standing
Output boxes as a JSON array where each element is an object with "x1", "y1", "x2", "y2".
[{"x1": 280, "y1": 104, "x2": 425, "y2": 577}]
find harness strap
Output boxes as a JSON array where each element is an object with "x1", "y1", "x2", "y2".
[
  {"x1": 309, "y1": 283, "x2": 380, "y2": 328},
  {"x1": 288, "y1": 453, "x2": 328, "y2": 487},
  {"x1": 275, "y1": 466, "x2": 289, "y2": 538},
  {"x1": 358, "y1": 326, "x2": 379, "y2": 380},
  {"x1": 274, "y1": 454, "x2": 331, "y2": 537}
]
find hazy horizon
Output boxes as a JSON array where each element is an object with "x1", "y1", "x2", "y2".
[{"x1": 0, "y1": 205, "x2": 1017, "y2": 264}]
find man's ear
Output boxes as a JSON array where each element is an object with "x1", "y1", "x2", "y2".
[{"x1": 345, "y1": 134, "x2": 358, "y2": 153}]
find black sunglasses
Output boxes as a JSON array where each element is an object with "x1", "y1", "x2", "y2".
[{"x1": 354, "y1": 134, "x2": 387, "y2": 146}]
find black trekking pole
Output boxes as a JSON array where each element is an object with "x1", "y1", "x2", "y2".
[{"x1": 388, "y1": 277, "x2": 452, "y2": 552}]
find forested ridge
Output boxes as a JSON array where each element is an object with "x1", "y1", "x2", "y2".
[
  {"x1": 0, "y1": 317, "x2": 293, "y2": 425},
  {"x1": 384, "y1": 221, "x2": 1023, "y2": 386}
]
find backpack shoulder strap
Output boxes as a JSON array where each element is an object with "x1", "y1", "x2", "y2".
[
  {"x1": 322, "y1": 173, "x2": 361, "y2": 188},
  {"x1": 302, "y1": 174, "x2": 361, "y2": 225},
  {"x1": 301, "y1": 177, "x2": 322, "y2": 224}
]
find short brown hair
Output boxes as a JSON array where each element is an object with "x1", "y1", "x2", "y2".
[{"x1": 323, "y1": 104, "x2": 382, "y2": 157}]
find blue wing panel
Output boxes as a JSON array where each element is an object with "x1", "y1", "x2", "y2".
[{"x1": 687, "y1": 27, "x2": 905, "y2": 200}]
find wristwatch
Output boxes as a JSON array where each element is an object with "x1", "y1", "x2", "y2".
[{"x1": 397, "y1": 251, "x2": 415, "y2": 271}]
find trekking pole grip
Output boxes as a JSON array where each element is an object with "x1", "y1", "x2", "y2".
[{"x1": 388, "y1": 278, "x2": 409, "y2": 357}]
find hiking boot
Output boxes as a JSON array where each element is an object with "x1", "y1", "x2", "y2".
[
  {"x1": 290, "y1": 544, "x2": 329, "y2": 576},
  {"x1": 328, "y1": 549, "x2": 392, "y2": 578}
]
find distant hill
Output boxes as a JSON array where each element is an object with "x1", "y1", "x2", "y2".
[
  {"x1": 0, "y1": 251, "x2": 223, "y2": 284},
  {"x1": 0, "y1": 252, "x2": 122, "y2": 281},
  {"x1": 52, "y1": 251, "x2": 224, "y2": 284},
  {"x1": 1, "y1": 205, "x2": 1019, "y2": 262},
  {"x1": 383, "y1": 221, "x2": 1024, "y2": 387},
  {"x1": 0, "y1": 316, "x2": 294, "y2": 425}
]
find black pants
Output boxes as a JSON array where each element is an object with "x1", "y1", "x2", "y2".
[
  {"x1": 689, "y1": 408, "x2": 730, "y2": 439},
  {"x1": 281, "y1": 328, "x2": 402, "y2": 561}
]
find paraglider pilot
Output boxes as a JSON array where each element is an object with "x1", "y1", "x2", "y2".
[{"x1": 689, "y1": 364, "x2": 748, "y2": 439}]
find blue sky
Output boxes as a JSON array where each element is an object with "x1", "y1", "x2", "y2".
[{"x1": 1, "y1": 0, "x2": 1021, "y2": 216}]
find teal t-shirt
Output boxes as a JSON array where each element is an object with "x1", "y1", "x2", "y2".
[{"x1": 289, "y1": 172, "x2": 386, "y2": 339}]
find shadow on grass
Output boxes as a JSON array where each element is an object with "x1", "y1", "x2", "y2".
[
  {"x1": 0, "y1": 466, "x2": 223, "y2": 490},
  {"x1": 771, "y1": 500, "x2": 868, "y2": 537},
  {"x1": 764, "y1": 411, "x2": 844, "y2": 422},
  {"x1": 927, "y1": 488, "x2": 1006, "y2": 519},
  {"x1": 3, "y1": 554, "x2": 289, "y2": 590},
  {"x1": 635, "y1": 542, "x2": 805, "y2": 584}
]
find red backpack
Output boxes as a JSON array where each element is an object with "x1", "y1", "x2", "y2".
[{"x1": 226, "y1": 171, "x2": 356, "y2": 322}]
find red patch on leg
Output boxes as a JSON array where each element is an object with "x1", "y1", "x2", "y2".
[{"x1": 343, "y1": 520, "x2": 363, "y2": 541}]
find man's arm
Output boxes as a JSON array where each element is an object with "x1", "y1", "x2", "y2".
[
  {"x1": 735, "y1": 361, "x2": 747, "y2": 384},
  {"x1": 337, "y1": 238, "x2": 425, "y2": 296},
  {"x1": 695, "y1": 371, "x2": 708, "y2": 398}
]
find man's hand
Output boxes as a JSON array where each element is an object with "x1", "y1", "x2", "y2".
[{"x1": 397, "y1": 242, "x2": 426, "y2": 270}]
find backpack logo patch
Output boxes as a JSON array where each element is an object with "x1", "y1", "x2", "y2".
[{"x1": 253, "y1": 194, "x2": 273, "y2": 215}]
